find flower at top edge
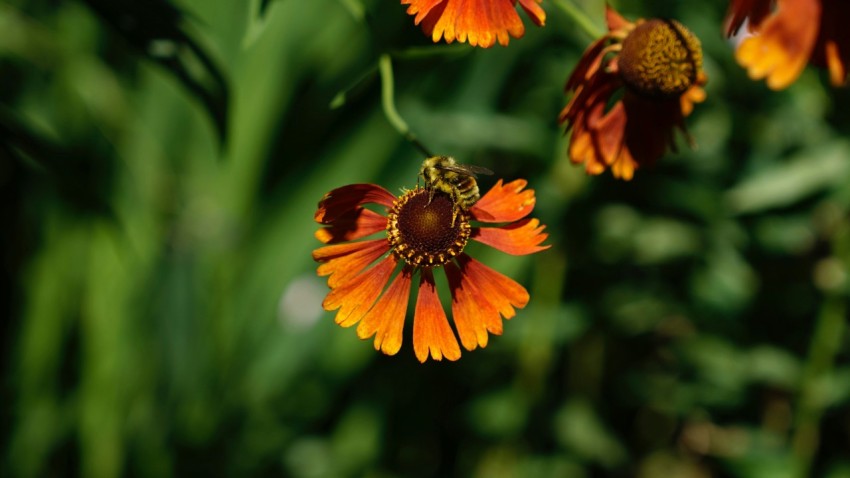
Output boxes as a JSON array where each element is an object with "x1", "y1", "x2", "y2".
[
  {"x1": 312, "y1": 172, "x2": 549, "y2": 362},
  {"x1": 400, "y1": 0, "x2": 546, "y2": 48},
  {"x1": 559, "y1": 6, "x2": 707, "y2": 181},
  {"x1": 726, "y1": 0, "x2": 850, "y2": 89}
]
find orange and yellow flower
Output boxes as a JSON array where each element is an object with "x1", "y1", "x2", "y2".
[
  {"x1": 726, "y1": 0, "x2": 850, "y2": 89},
  {"x1": 400, "y1": 0, "x2": 546, "y2": 48},
  {"x1": 559, "y1": 6, "x2": 707, "y2": 181},
  {"x1": 313, "y1": 175, "x2": 549, "y2": 362}
]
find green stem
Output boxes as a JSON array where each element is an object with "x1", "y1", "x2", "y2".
[
  {"x1": 378, "y1": 54, "x2": 433, "y2": 157},
  {"x1": 550, "y1": 0, "x2": 605, "y2": 39},
  {"x1": 791, "y1": 222, "x2": 850, "y2": 477}
]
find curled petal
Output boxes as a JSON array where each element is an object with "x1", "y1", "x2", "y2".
[
  {"x1": 471, "y1": 179, "x2": 536, "y2": 223},
  {"x1": 445, "y1": 261, "x2": 501, "y2": 351},
  {"x1": 357, "y1": 266, "x2": 413, "y2": 356},
  {"x1": 322, "y1": 255, "x2": 397, "y2": 328},
  {"x1": 518, "y1": 0, "x2": 545, "y2": 27},
  {"x1": 413, "y1": 269, "x2": 461, "y2": 362},
  {"x1": 472, "y1": 218, "x2": 550, "y2": 255},
  {"x1": 315, "y1": 208, "x2": 387, "y2": 244},
  {"x1": 735, "y1": 0, "x2": 820, "y2": 90},
  {"x1": 314, "y1": 239, "x2": 390, "y2": 289},
  {"x1": 315, "y1": 184, "x2": 395, "y2": 224}
]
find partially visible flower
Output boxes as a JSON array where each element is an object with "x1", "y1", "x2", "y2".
[
  {"x1": 726, "y1": 0, "x2": 850, "y2": 89},
  {"x1": 559, "y1": 6, "x2": 707, "y2": 181},
  {"x1": 312, "y1": 175, "x2": 549, "y2": 362},
  {"x1": 401, "y1": 0, "x2": 545, "y2": 48}
]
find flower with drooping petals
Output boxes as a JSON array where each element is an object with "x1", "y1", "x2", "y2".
[
  {"x1": 726, "y1": 0, "x2": 850, "y2": 89},
  {"x1": 312, "y1": 169, "x2": 549, "y2": 362},
  {"x1": 401, "y1": 0, "x2": 546, "y2": 48},
  {"x1": 559, "y1": 6, "x2": 707, "y2": 181}
]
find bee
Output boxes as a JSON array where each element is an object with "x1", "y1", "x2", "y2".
[{"x1": 420, "y1": 156, "x2": 493, "y2": 226}]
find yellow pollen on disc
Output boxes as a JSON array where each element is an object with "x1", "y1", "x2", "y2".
[
  {"x1": 618, "y1": 19, "x2": 703, "y2": 99},
  {"x1": 386, "y1": 188, "x2": 470, "y2": 267}
]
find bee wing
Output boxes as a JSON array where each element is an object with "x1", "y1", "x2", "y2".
[{"x1": 437, "y1": 163, "x2": 494, "y2": 178}]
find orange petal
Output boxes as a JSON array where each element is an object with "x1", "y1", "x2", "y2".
[
  {"x1": 457, "y1": 254, "x2": 529, "y2": 320},
  {"x1": 591, "y1": 100, "x2": 627, "y2": 167},
  {"x1": 605, "y1": 4, "x2": 632, "y2": 32},
  {"x1": 517, "y1": 0, "x2": 545, "y2": 27},
  {"x1": 471, "y1": 218, "x2": 550, "y2": 255},
  {"x1": 356, "y1": 266, "x2": 413, "y2": 356},
  {"x1": 322, "y1": 255, "x2": 397, "y2": 328},
  {"x1": 725, "y1": 0, "x2": 773, "y2": 36},
  {"x1": 314, "y1": 239, "x2": 390, "y2": 289},
  {"x1": 471, "y1": 179, "x2": 536, "y2": 223},
  {"x1": 444, "y1": 261, "x2": 501, "y2": 351},
  {"x1": 413, "y1": 269, "x2": 461, "y2": 362},
  {"x1": 410, "y1": 0, "x2": 530, "y2": 48},
  {"x1": 735, "y1": 0, "x2": 820, "y2": 90},
  {"x1": 401, "y1": 0, "x2": 444, "y2": 25},
  {"x1": 825, "y1": 39, "x2": 849, "y2": 86},
  {"x1": 610, "y1": 148, "x2": 638, "y2": 181},
  {"x1": 315, "y1": 184, "x2": 395, "y2": 224},
  {"x1": 315, "y1": 208, "x2": 387, "y2": 244}
]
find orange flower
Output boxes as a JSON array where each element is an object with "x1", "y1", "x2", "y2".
[
  {"x1": 400, "y1": 0, "x2": 545, "y2": 48},
  {"x1": 313, "y1": 174, "x2": 549, "y2": 362},
  {"x1": 726, "y1": 0, "x2": 850, "y2": 89},
  {"x1": 559, "y1": 6, "x2": 707, "y2": 181}
]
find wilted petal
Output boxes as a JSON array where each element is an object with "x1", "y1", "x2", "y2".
[
  {"x1": 314, "y1": 239, "x2": 389, "y2": 289},
  {"x1": 322, "y1": 255, "x2": 397, "y2": 328},
  {"x1": 315, "y1": 184, "x2": 395, "y2": 224},
  {"x1": 413, "y1": 269, "x2": 461, "y2": 362},
  {"x1": 357, "y1": 266, "x2": 413, "y2": 356},
  {"x1": 472, "y1": 219, "x2": 549, "y2": 255},
  {"x1": 735, "y1": 0, "x2": 819, "y2": 90},
  {"x1": 471, "y1": 179, "x2": 536, "y2": 223},
  {"x1": 315, "y1": 208, "x2": 387, "y2": 244}
]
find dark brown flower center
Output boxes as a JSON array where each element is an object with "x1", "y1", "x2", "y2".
[
  {"x1": 618, "y1": 19, "x2": 703, "y2": 99},
  {"x1": 386, "y1": 188, "x2": 470, "y2": 267}
]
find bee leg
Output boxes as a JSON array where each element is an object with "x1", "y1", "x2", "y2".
[{"x1": 427, "y1": 187, "x2": 435, "y2": 206}]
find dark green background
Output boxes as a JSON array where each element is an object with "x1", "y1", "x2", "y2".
[{"x1": 3, "y1": 0, "x2": 849, "y2": 476}]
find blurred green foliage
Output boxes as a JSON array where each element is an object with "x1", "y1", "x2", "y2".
[{"x1": 2, "y1": 0, "x2": 850, "y2": 477}]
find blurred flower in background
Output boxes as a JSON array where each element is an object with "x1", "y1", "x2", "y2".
[
  {"x1": 313, "y1": 178, "x2": 548, "y2": 362},
  {"x1": 559, "y1": 6, "x2": 707, "y2": 180},
  {"x1": 400, "y1": 0, "x2": 546, "y2": 47},
  {"x1": 727, "y1": 0, "x2": 850, "y2": 89}
]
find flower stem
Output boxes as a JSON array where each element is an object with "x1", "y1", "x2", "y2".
[
  {"x1": 378, "y1": 54, "x2": 433, "y2": 158},
  {"x1": 550, "y1": 0, "x2": 605, "y2": 39},
  {"x1": 791, "y1": 222, "x2": 850, "y2": 477}
]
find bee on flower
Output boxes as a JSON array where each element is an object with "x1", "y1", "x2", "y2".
[
  {"x1": 559, "y1": 6, "x2": 708, "y2": 181},
  {"x1": 726, "y1": 0, "x2": 850, "y2": 89},
  {"x1": 312, "y1": 158, "x2": 549, "y2": 362}
]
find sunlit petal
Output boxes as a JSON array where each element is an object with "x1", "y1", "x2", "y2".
[
  {"x1": 457, "y1": 254, "x2": 528, "y2": 320},
  {"x1": 471, "y1": 179, "x2": 536, "y2": 223},
  {"x1": 322, "y1": 255, "x2": 397, "y2": 328},
  {"x1": 472, "y1": 219, "x2": 550, "y2": 255},
  {"x1": 314, "y1": 239, "x2": 390, "y2": 289},
  {"x1": 413, "y1": 269, "x2": 461, "y2": 362},
  {"x1": 357, "y1": 266, "x2": 413, "y2": 356},
  {"x1": 445, "y1": 261, "x2": 501, "y2": 351},
  {"x1": 402, "y1": 0, "x2": 544, "y2": 48}
]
